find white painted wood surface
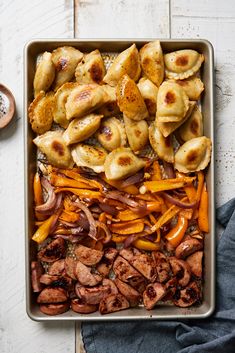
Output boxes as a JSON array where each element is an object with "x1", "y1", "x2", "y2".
[
  {"x1": 1, "y1": 0, "x2": 235, "y2": 352},
  {"x1": 0, "y1": 1, "x2": 75, "y2": 353}
]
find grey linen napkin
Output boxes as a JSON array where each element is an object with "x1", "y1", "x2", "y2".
[{"x1": 82, "y1": 199, "x2": 235, "y2": 353}]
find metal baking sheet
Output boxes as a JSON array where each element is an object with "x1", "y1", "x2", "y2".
[{"x1": 24, "y1": 39, "x2": 215, "y2": 321}]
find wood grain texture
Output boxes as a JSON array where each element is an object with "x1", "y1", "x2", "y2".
[
  {"x1": 171, "y1": 0, "x2": 235, "y2": 206},
  {"x1": 0, "y1": 1, "x2": 75, "y2": 353},
  {"x1": 75, "y1": 0, "x2": 170, "y2": 38}
]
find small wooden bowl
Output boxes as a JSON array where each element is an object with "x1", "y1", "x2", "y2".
[{"x1": 0, "y1": 84, "x2": 16, "y2": 129}]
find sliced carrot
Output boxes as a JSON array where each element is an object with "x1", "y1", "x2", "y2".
[
  {"x1": 196, "y1": 171, "x2": 205, "y2": 203},
  {"x1": 144, "y1": 176, "x2": 196, "y2": 193},
  {"x1": 198, "y1": 183, "x2": 209, "y2": 233}
]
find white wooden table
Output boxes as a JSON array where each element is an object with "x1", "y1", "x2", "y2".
[{"x1": 0, "y1": 1, "x2": 234, "y2": 352}]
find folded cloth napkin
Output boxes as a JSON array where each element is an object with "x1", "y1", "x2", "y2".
[{"x1": 82, "y1": 199, "x2": 235, "y2": 353}]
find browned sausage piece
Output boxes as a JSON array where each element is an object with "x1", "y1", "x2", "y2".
[
  {"x1": 74, "y1": 260, "x2": 102, "y2": 286},
  {"x1": 40, "y1": 274, "x2": 60, "y2": 285},
  {"x1": 173, "y1": 281, "x2": 201, "y2": 308},
  {"x1": 31, "y1": 261, "x2": 44, "y2": 292},
  {"x1": 71, "y1": 298, "x2": 98, "y2": 314},
  {"x1": 38, "y1": 238, "x2": 66, "y2": 262},
  {"x1": 48, "y1": 259, "x2": 65, "y2": 275},
  {"x1": 74, "y1": 244, "x2": 104, "y2": 266},
  {"x1": 102, "y1": 279, "x2": 119, "y2": 295},
  {"x1": 169, "y1": 257, "x2": 191, "y2": 287},
  {"x1": 175, "y1": 239, "x2": 203, "y2": 259},
  {"x1": 143, "y1": 283, "x2": 166, "y2": 310},
  {"x1": 186, "y1": 251, "x2": 203, "y2": 278},
  {"x1": 65, "y1": 257, "x2": 77, "y2": 280},
  {"x1": 119, "y1": 247, "x2": 142, "y2": 261},
  {"x1": 39, "y1": 302, "x2": 70, "y2": 315},
  {"x1": 96, "y1": 248, "x2": 118, "y2": 277},
  {"x1": 152, "y1": 251, "x2": 171, "y2": 283},
  {"x1": 99, "y1": 293, "x2": 130, "y2": 314},
  {"x1": 130, "y1": 254, "x2": 156, "y2": 282},
  {"x1": 114, "y1": 278, "x2": 141, "y2": 307},
  {"x1": 37, "y1": 287, "x2": 68, "y2": 303},
  {"x1": 162, "y1": 277, "x2": 178, "y2": 302},
  {"x1": 77, "y1": 285, "x2": 111, "y2": 305},
  {"x1": 113, "y1": 256, "x2": 143, "y2": 284}
]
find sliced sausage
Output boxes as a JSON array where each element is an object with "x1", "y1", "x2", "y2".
[
  {"x1": 152, "y1": 251, "x2": 171, "y2": 283},
  {"x1": 175, "y1": 239, "x2": 203, "y2": 259},
  {"x1": 113, "y1": 256, "x2": 143, "y2": 285},
  {"x1": 114, "y1": 278, "x2": 141, "y2": 307},
  {"x1": 162, "y1": 277, "x2": 178, "y2": 302},
  {"x1": 74, "y1": 260, "x2": 102, "y2": 286},
  {"x1": 130, "y1": 254, "x2": 156, "y2": 282},
  {"x1": 37, "y1": 287, "x2": 68, "y2": 303},
  {"x1": 48, "y1": 259, "x2": 65, "y2": 275},
  {"x1": 76, "y1": 285, "x2": 111, "y2": 305},
  {"x1": 186, "y1": 251, "x2": 203, "y2": 278},
  {"x1": 173, "y1": 281, "x2": 201, "y2": 308},
  {"x1": 169, "y1": 257, "x2": 191, "y2": 287},
  {"x1": 40, "y1": 274, "x2": 60, "y2": 285},
  {"x1": 74, "y1": 244, "x2": 103, "y2": 266},
  {"x1": 96, "y1": 248, "x2": 118, "y2": 277},
  {"x1": 143, "y1": 283, "x2": 166, "y2": 310},
  {"x1": 99, "y1": 294, "x2": 130, "y2": 314},
  {"x1": 65, "y1": 257, "x2": 77, "y2": 280},
  {"x1": 38, "y1": 238, "x2": 66, "y2": 262},
  {"x1": 39, "y1": 302, "x2": 70, "y2": 315},
  {"x1": 119, "y1": 247, "x2": 142, "y2": 261},
  {"x1": 71, "y1": 298, "x2": 97, "y2": 314},
  {"x1": 102, "y1": 279, "x2": 119, "y2": 295},
  {"x1": 31, "y1": 261, "x2": 44, "y2": 292}
]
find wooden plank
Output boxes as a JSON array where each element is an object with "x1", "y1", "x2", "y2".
[
  {"x1": 0, "y1": 1, "x2": 75, "y2": 353},
  {"x1": 75, "y1": 0, "x2": 170, "y2": 38},
  {"x1": 171, "y1": 0, "x2": 235, "y2": 206}
]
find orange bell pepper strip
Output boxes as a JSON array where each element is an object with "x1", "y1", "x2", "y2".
[
  {"x1": 144, "y1": 176, "x2": 196, "y2": 193},
  {"x1": 101, "y1": 174, "x2": 139, "y2": 195},
  {"x1": 150, "y1": 198, "x2": 188, "y2": 232},
  {"x1": 34, "y1": 172, "x2": 44, "y2": 205},
  {"x1": 133, "y1": 238, "x2": 161, "y2": 251},
  {"x1": 196, "y1": 171, "x2": 205, "y2": 203},
  {"x1": 112, "y1": 234, "x2": 128, "y2": 243},
  {"x1": 55, "y1": 169, "x2": 103, "y2": 190},
  {"x1": 55, "y1": 188, "x2": 101, "y2": 200},
  {"x1": 33, "y1": 172, "x2": 47, "y2": 221},
  {"x1": 176, "y1": 171, "x2": 197, "y2": 203},
  {"x1": 151, "y1": 160, "x2": 162, "y2": 181},
  {"x1": 97, "y1": 212, "x2": 106, "y2": 239},
  {"x1": 165, "y1": 215, "x2": 188, "y2": 247},
  {"x1": 50, "y1": 173, "x2": 98, "y2": 190},
  {"x1": 117, "y1": 202, "x2": 162, "y2": 221},
  {"x1": 32, "y1": 213, "x2": 58, "y2": 243},
  {"x1": 179, "y1": 208, "x2": 194, "y2": 220},
  {"x1": 148, "y1": 214, "x2": 161, "y2": 243},
  {"x1": 198, "y1": 183, "x2": 209, "y2": 233},
  {"x1": 59, "y1": 210, "x2": 80, "y2": 223},
  {"x1": 117, "y1": 209, "x2": 141, "y2": 221},
  {"x1": 109, "y1": 219, "x2": 144, "y2": 234}
]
